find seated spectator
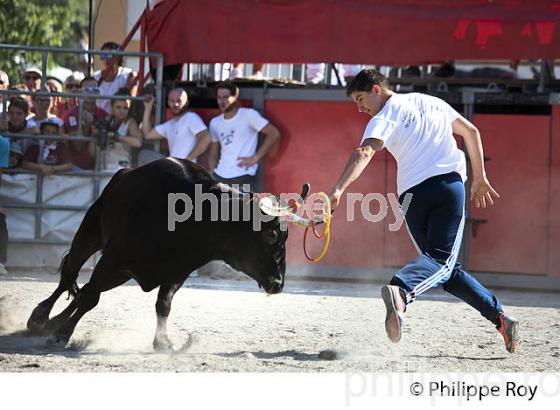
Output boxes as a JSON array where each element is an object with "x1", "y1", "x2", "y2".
[
  {"x1": 93, "y1": 87, "x2": 142, "y2": 171},
  {"x1": 58, "y1": 73, "x2": 83, "y2": 121},
  {"x1": 21, "y1": 120, "x2": 72, "y2": 176},
  {"x1": 94, "y1": 41, "x2": 138, "y2": 114},
  {"x1": 29, "y1": 94, "x2": 64, "y2": 128},
  {"x1": 64, "y1": 77, "x2": 109, "y2": 170},
  {"x1": 0, "y1": 69, "x2": 9, "y2": 113}
]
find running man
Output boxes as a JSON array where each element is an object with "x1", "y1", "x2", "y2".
[{"x1": 328, "y1": 69, "x2": 520, "y2": 353}]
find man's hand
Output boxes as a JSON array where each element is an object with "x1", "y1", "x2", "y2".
[
  {"x1": 470, "y1": 177, "x2": 500, "y2": 208},
  {"x1": 143, "y1": 94, "x2": 155, "y2": 110},
  {"x1": 329, "y1": 189, "x2": 343, "y2": 211},
  {"x1": 237, "y1": 155, "x2": 258, "y2": 168}
]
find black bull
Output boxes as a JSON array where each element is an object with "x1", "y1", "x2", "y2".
[{"x1": 27, "y1": 158, "x2": 294, "y2": 350}]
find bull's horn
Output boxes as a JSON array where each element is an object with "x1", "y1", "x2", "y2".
[{"x1": 258, "y1": 196, "x2": 294, "y2": 217}]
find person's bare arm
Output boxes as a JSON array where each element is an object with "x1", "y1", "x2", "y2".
[
  {"x1": 237, "y1": 123, "x2": 281, "y2": 168},
  {"x1": 208, "y1": 141, "x2": 220, "y2": 173},
  {"x1": 328, "y1": 138, "x2": 383, "y2": 209},
  {"x1": 141, "y1": 95, "x2": 163, "y2": 140},
  {"x1": 452, "y1": 115, "x2": 500, "y2": 208},
  {"x1": 117, "y1": 119, "x2": 143, "y2": 148},
  {"x1": 186, "y1": 129, "x2": 211, "y2": 161}
]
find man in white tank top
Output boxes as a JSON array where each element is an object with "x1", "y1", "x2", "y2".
[{"x1": 328, "y1": 69, "x2": 520, "y2": 353}]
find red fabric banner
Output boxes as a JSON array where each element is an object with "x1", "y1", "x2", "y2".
[{"x1": 146, "y1": 0, "x2": 560, "y2": 65}]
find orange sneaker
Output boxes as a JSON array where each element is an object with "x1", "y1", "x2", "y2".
[
  {"x1": 497, "y1": 312, "x2": 520, "y2": 353},
  {"x1": 381, "y1": 285, "x2": 406, "y2": 343}
]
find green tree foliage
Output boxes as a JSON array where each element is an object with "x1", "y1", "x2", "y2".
[{"x1": 0, "y1": 0, "x2": 89, "y2": 82}]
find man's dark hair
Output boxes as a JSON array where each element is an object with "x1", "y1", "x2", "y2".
[
  {"x1": 346, "y1": 69, "x2": 390, "y2": 97},
  {"x1": 101, "y1": 41, "x2": 124, "y2": 66},
  {"x1": 8, "y1": 96, "x2": 29, "y2": 115},
  {"x1": 216, "y1": 80, "x2": 239, "y2": 97}
]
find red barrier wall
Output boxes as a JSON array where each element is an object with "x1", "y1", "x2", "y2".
[{"x1": 195, "y1": 100, "x2": 559, "y2": 277}]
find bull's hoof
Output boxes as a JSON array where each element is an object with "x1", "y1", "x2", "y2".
[
  {"x1": 45, "y1": 334, "x2": 68, "y2": 348},
  {"x1": 26, "y1": 306, "x2": 50, "y2": 335},
  {"x1": 153, "y1": 337, "x2": 174, "y2": 353}
]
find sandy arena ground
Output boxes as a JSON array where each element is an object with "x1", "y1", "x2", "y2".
[{"x1": 0, "y1": 271, "x2": 559, "y2": 372}]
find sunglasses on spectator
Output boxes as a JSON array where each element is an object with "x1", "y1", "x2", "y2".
[
  {"x1": 100, "y1": 53, "x2": 115, "y2": 60},
  {"x1": 24, "y1": 75, "x2": 41, "y2": 81},
  {"x1": 83, "y1": 86, "x2": 100, "y2": 94}
]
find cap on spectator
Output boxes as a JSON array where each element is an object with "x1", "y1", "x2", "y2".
[
  {"x1": 40, "y1": 118, "x2": 61, "y2": 132},
  {"x1": 23, "y1": 67, "x2": 43, "y2": 77}
]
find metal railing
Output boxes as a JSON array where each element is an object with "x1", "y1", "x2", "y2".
[{"x1": 0, "y1": 44, "x2": 165, "y2": 245}]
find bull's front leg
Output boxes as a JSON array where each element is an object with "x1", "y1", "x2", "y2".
[{"x1": 153, "y1": 281, "x2": 183, "y2": 352}]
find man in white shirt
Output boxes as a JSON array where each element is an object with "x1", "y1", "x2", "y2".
[
  {"x1": 328, "y1": 69, "x2": 519, "y2": 353},
  {"x1": 208, "y1": 81, "x2": 280, "y2": 192},
  {"x1": 142, "y1": 87, "x2": 211, "y2": 162}
]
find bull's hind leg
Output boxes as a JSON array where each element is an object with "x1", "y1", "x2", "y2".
[
  {"x1": 47, "y1": 256, "x2": 127, "y2": 346},
  {"x1": 28, "y1": 202, "x2": 103, "y2": 333},
  {"x1": 153, "y1": 280, "x2": 184, "y2": 352}
]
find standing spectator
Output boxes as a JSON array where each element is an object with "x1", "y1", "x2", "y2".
[
  {"x1": 142, "y1": 87, "x2": 211, "y2": 162},
  {"x1": 22, "y1": 67, "x2": 42, "y2": 113},
  {"x1": 63, "y1": 77, "x2": 109, "y2": 170},
  {"x1": 94, "y1": 87, "x2": 142, "y2": 171},
  {"x1": 0, "y1": 97, "x2": 39, "y2": 153},
  {"x1": 0, "y1": 69, "x2": 9, "y2": 113},
  {"x1": 306, "y1": 63, "x2": 325, "y2": 84},
  {"x1": 58, "y1": 73, "x2": 84, "y2": 121},
  {"x1": 29, "y1": 94, "x2": 64, "y2": 128},
  {"x1": 208, "y1": 81, "x2": 280, "y2": 192},
  {"x1": 46, "y1": 78, "x2": 64, "y2": 117},
  {"x1": 94, "y1": 41, "x2": 138, "y2": 114},
  {"x1": 21, "y1": 120, "x2": 72, "y2": 176}
]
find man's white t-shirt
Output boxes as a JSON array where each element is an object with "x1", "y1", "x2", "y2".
[
  {"x1": 155, "y1": 112, "x2": 207, "y2": 160},
  {"x1": 361, "y1": 93, "x2": 467, "y2": 196},
  {"x1": 209, "y1": 107, "x2": 269, "y2": 178}
]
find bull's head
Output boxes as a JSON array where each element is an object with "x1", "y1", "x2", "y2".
[
  {"x1": 220, "y1": 184, "x2": 326, "y2": 295},
  {"x1": 246, "y1": 184, "x2": 328, "y2": 294}
]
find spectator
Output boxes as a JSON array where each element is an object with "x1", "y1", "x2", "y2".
[
  {"x1": 21, "y1": 120, "x2": 72, "y2": 176},
  {"x1": 22, "y1": 67, "x2": 42, "y2": 93},
  {"x1": 208, "y1": 81, "x2": 280, "y2": 192},
  {"x1": 10, "y1": 84, "x2": 31, "y2": 104},
  {"x1": 93, "y1": 87, "x2": 142, "y2": 171},
  {"x1": 306, "y1": 63, "x2": 326, "y2": 84},
  {"x1": 63, "y1": 77, "x2": 109, "y2": 170},
  {"x1": 142, "y1": 87, "x2": 211, "y2": 162},
  {"x1": 58, "y1": 73, "x2": 84, "y2": 121},
  {"x1": 29, "y1": 94, "x2": 64, "y2": 128},
  {"x1": 0, "y1": 69, "x2": 9, "y2": 113},
  {"x1": 46, "y1": 78, "x2": 64, "y2": 117},
  {"x1": 0, "y1": 97, "x2": 39, "y2": 154},
  {"x1": 94, "y1": 41, "x2": 138, "y2": 114},
  {"x1": 228, "y1": 63, "x2": 245, "y2": 80}
]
